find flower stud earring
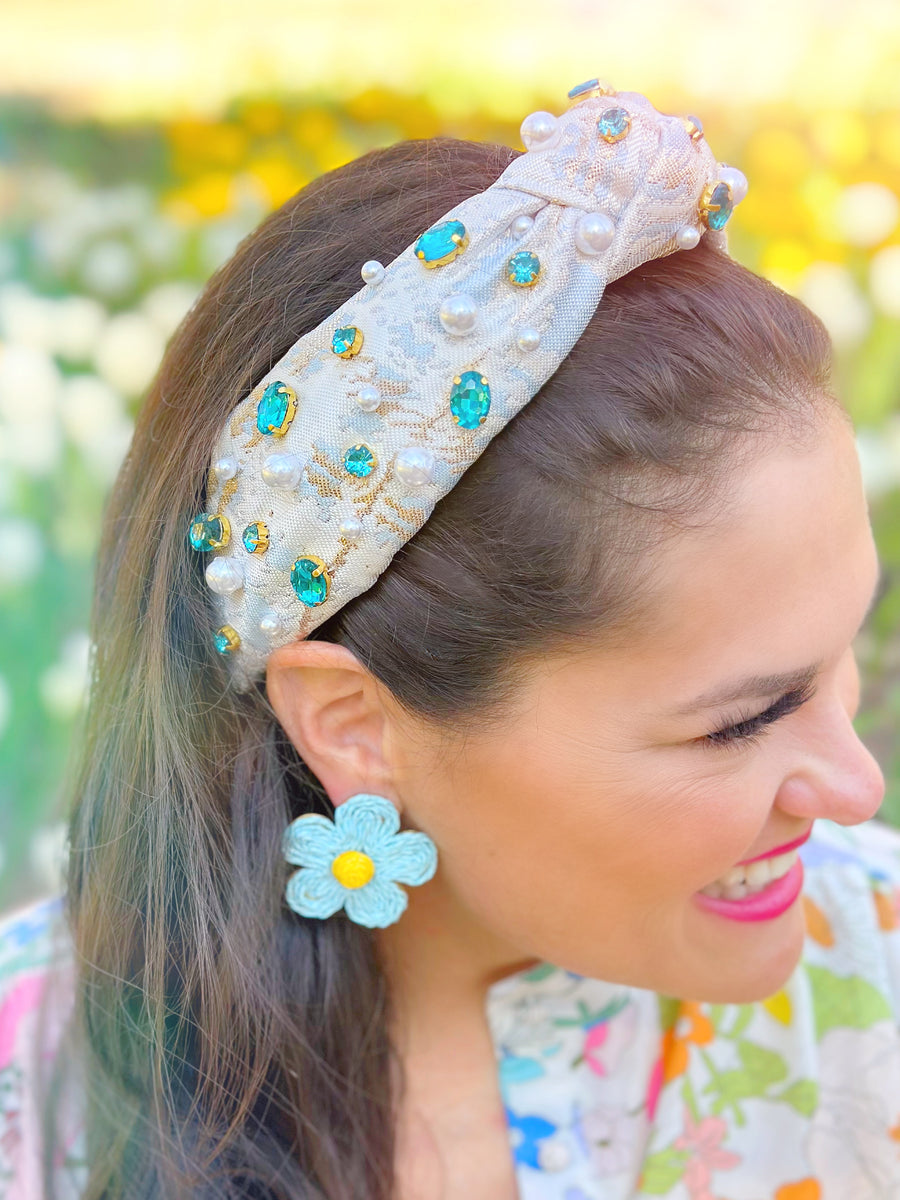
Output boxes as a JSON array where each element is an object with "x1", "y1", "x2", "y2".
[{"x1": 281, "y1": 793, "x2": 438, "y2": 928}]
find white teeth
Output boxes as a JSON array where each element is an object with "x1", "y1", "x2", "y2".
[{"x1": 700, "y1": 849, "x2": 798, "y2": 900}]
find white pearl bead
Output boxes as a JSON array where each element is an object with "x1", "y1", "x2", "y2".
[
  {"x1": 212, "y1": 455, "x2": 237, "y2": 481},
  {"x1": 574, "y1": 211, "x2": 615, "y2": 255},
  {"x1": 394, "y1": 446, "x2": 435, "y2": 487},
  {"x1": 339, "y1": 515, "x2": 363, "y2": 541},
  {"x1": 259, "y1": 610, "x2": 283, "y2": 639},
  {"x1": 356, "y1": 385, "x2": 381, "y2": 412},
  {"x1": 511, "y1": 214, "x2": 534, "y2": 238},
  {"x1": 717, "y1": 165, "x2": 749, "y2": 206},
  {"x1": 516, "y1": 326, "x2": 540, "y2": 352},
  {"x1": 360, "y1": 259, "x2": 385, "y2": 285},
  {"x1": 439, "y1": 293, "x2": 478, "y2": 336},
  {"x1": 536, "y1": 1139, "x2": 571, "y2": 1171},
  {"x1": 261, "y1": 452, "x2": 305, "y2": 489},
  {"x1": 205, "y1": 557, "x2": 243, "y2": 594},
  {"x1": 675, "y1": 224, "x2": 701, "y2": 250},
  {"x1": 520, "y1": 111, "x2": 560, "y2": 151}
]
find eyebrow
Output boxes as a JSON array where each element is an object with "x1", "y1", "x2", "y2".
[{"x1": 672, "y1": 565, "x2": 884, "y2": 717}]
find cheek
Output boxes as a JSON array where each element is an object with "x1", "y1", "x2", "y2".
[{"x1": 425, "y1": 729, "x2": 767, "y2": 909}]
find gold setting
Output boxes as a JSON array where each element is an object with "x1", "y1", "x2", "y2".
[
  {"x1": 565, "y1": 79, "x2": 616, "y2": 109},
  {"x1": 192, "y1": 513, "x2": 231, "y2": 550},
  {"x1": 698, "y1": 180, "x2": 732, "y2": 229},
  {"x1": 333, "y1": 327, "x2": 365, "y2": 358},
  {"x1": 416, "y1": 231, "x2": 470, "y2": 269},
  {"x1": 264, "y1": 384, "x2": 297, "y2": 436},
  {"x1": 215, "y1": 624, "x2": 241, "y2": 653},
  {"x1": 243, "y1": 520, "x2": 269, "y2": 555},
  {"x1": 343, "y1": 442, "x2": 379, "y2": 477},
  {"x1": 682, "y1": 115, "x2": 705, "y2": 144}
]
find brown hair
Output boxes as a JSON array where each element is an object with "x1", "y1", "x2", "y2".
[{"x1": 56, "y1": 135, "x2": 837, "y2": 1199}]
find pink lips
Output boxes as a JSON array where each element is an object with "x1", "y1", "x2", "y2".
[
  {"x1": 694, "y1": 858, "x2": 805, "y2": 923},
  {"x1": 736, "y1": 827, "x2": 813, "y2": 866}
]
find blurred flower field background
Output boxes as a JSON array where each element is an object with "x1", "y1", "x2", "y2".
[{"x1": 2, "y1": 0, "x2": 900, "y2": 912}]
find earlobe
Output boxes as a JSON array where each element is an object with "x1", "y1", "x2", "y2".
[{"x1": 265, "y1": 639, "x2": 396, "y2": 805}]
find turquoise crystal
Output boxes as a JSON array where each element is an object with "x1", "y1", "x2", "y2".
[
  {"x1": 242, "y1": 522, "x2": 267, "y2": 553},
  {"x1": 343, "y1": 443, "x2": 376, "y2": 478},
  {"x1": 214, "y1": 626, "x2": 239, "y2": 654},
  {"x1": 568, "y1": 78, "x2": 600, "y2": 99},
  {"x1": 414, "y1": 219, "x2": 468, "y2": 267},
  {"x1": 256, "y1": 381, "x2": 295, "y2": 435},
  {"x1": 331, "y1": 326, "x2": 362, "y2": 357},
  {"x1": 291, "y1": 557, "x2": 330, "y2": 607},
  {"x1": 189, "y1": 513, "x2": 228, "y2": 552},
  {"x1": 507, "y1": 250, "x2": 541, "y2": 286},
  {"x1": 597, "y1": 108, "x2": 631, "y2": 142},
  {"x1": 449, "y1": 371, "x2": 491, "y2": 430},
  {"x1": 704, "y1": 181, "x2": 734, "y2": 231}
]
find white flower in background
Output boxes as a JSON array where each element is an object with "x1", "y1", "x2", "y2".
[
  {"x1": 0, "y1": 344, "x2": 62, "y2": 475},
  {"x1": 30, "y1": 820, "x2": 69, "y2": 895},
  {"x1": 0, "y1": 282, "x2": 60, "y2": 352},
  {"x1": 0, "y1": 516, "x2": 44, "y2": 587},
  {"x1": 95, "y1": 183, "x2": 153, "y2": 230},
  {"x1": 141, "y1": 281, "x2": 199, "y2": 339},
  {"x1": 201, "y1": 216, "x2": 258, "y2": 273},
  {"x1": 80, "y1": 238, "x2": 138, "y2": 299},
  {"x1": 0, "y1": 674, "x2": 11, "y2": 739},
  {"x1": 856, "y1": 417, "x2": 900, "y2": 499},
  {"x1": 797, "y1": 262, "x2": 871, "y2": 350},
  {"x1": 94, "y1": 310, "x2": 165, "y2": 395},
  {"x1": 139, "y1": 216, "x2": 184, "y2": 270},
  {"x1": 39, "y1": 630, "x2": 91, "y2": 720},
  {"x1": 60, "y1": 375, "x2": 133, "y2": 481},
  {"x1": 53, "y1": 294, "x2": 107, "y2": 361},
  {"x1": 835, "y1": 182, "x2": 899, "y2": 249},
  {"x1": 869, "y1": 244, "x2": 900, "y2": 319}
]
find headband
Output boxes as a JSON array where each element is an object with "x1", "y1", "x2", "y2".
[{"x1": 190, "y1": 79, "x2": 747, "y2": 690}]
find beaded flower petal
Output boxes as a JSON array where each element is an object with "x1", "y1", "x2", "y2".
[{"x1": 281, "y1": 793, "x2": 438, "y2": 928}]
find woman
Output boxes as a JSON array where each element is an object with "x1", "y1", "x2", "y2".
[{"x1": 1, "y1": 82, "x2": 899, "y2": 1200}]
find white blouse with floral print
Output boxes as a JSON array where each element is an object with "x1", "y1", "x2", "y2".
[{"x1": 2, "y1": 816, "x2": 900, "y2": 1199}]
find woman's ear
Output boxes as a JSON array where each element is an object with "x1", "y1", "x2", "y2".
[{"x1": 265, "y1": 639, "x2": 397, "y2": 804}]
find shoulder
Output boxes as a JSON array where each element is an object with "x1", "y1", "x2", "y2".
[{"x1": 0, "y1": 895, "x2": 86, "y2": 1198}]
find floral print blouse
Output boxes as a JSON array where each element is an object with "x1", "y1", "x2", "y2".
[{"x1": 2, "y1": 816, "x2": 900, "y2": 1199}]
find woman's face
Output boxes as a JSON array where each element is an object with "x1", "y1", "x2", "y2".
[{"x1": 385, "y1": 409, "x2": 885, "y2": 1004}]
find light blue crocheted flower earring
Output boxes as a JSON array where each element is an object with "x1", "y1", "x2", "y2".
[{"x1": 281, "y1": 793, "x2": 438, "y2": 929}]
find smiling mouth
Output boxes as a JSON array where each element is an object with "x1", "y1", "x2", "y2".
[{"x1": 699, "y1": 847, "x2": 800, "y2": 901}]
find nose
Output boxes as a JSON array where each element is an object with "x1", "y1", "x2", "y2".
[{"x1": 774, "y1": 649, "x2": 886, "y2": 827}]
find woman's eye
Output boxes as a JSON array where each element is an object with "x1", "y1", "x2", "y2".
[{"x1": 701, "y1": 681, "x2": 817, "y2": 752}]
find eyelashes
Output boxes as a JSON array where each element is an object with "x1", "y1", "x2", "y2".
[{"x1": 702, "y1": 679, "x2": 818, "y2": 751}]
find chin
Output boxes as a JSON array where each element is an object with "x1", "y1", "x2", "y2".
[{"x1": 681, "y1": 912, "x2": 807, "y2": 1005}]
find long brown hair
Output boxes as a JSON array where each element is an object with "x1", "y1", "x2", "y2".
[{"x1": 56, "y1": 135, "x2": 837, "y2": 1199}]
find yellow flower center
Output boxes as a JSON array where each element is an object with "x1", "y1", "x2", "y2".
[{"x1": 331, "y1": 850, "x2": 375, "y2": 889}]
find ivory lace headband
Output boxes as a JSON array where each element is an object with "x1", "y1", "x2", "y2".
[{"x1": 188, "y1": 79, "x2": 747, "y2": 690}]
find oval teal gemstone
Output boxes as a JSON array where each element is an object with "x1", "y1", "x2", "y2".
[
  {"x1": 568, "y1": 78, "x2": 600, "y2": 99},
  {"x1": 507, "y1": 250, "x2": 541, "y2": 287},
  {"x1": 597, "y1": 108, "x2": 631, "y2": 142},
  {"x1": 189, "y1": 513, "x2": 229, "y2": 552},
  {"x1": 256, "y1": 381, "x2": 295, "y2": 436},
  {"x1": 290, "y1": 557, "x2": 330, "y2": 607},
  {"x1": 449, "y1": 371, "x2": 491, "y2": 430},
  {"x1": 242, "y1": 522, "x2": 268, "y2": 554},
  {"x1": 331, "y1": 326, "x2": 363, "y2": 357},
  {"x1": 704, "y1": 181, "x2": 734, "y2": 231},
  {"x1": 343, "y1": 443, "x2": 376, "y2": 478},
  {"x1": 414, "y1": 219, "x2": 468, "y2": 267}
]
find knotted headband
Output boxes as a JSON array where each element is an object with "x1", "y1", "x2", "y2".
[{"x1": 190, "y1": 79, "x2": 747, "y2": 689}]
